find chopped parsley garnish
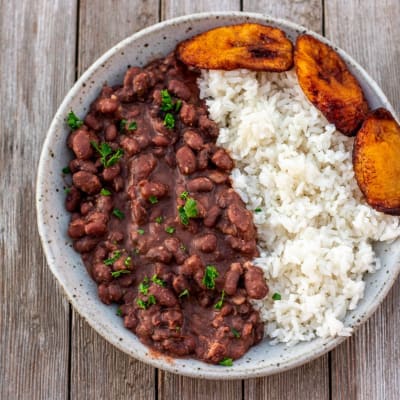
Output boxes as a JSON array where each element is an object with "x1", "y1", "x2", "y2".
[
  {"x1": 139, "y1": 277, "x2": 150, "y2": 295},
  {"x1": 137, "y1": 294, "x2": 156, "y2": 309},
  {"x1": 203, "y1": 265, "x2": 219, "y2": 290},
  {"x1": 151, "y1": 274, "x2": 165, "y2": 286},
  {"x1": 160, "y1": 89, "x2": 174, "y2": 111},
  {"x1": 178, "y1": 197, "x2": 198, "y2": 225},
  {"x1": 155, "y1": 216, "x2": 163, "y2": 224},
  {"x1": 254, "y1": 207, "x2": 262, "y2": 213},
  {"x1": 231, "y1": 328, "x2": 241, "y2": 339},
  {"x1": 163, "y1": 113, "x2": 175, "y2": 129},
  {"x1": 175, "y1": 99, "x2": 182, "y2": 112},
  {"x1": 67, "y1": 111, "x2": 83, "y2": 130},
  {"x1": 104, "y1": 250, "x2": 122, "y2": 265},
  {"x1": 116, "y1": 308, "x2": 123, "y2": 317},
  {"x1": 112, "y1": 208, "x2": 125, "y2": 219},
  {"x1": 272, "y1": 292, "x2": 282, "y2": 301},
  {"x1": 100, "y1": 188, "x2": 111, "y2": 196},
  {"x1": 91, "y1": 141, "x2": 124, "y2": 168},
  {"x1": 119, "y1": 119, "x2": 127, "y2": 130},
  {"x1": 127, "y1": 121, "x2": 137, "y2": 131},
  {"x1": 111, "y1": 269, "x2": 130, "y2": 278},
  {"x1": 124, "y1": 256, "x2": 132, "y2": 266},
  {"x1": 219, "y1": 358, "x2": 233, "y2": 367},
  {"x1": 165, "y1": 226, "x2": 175, "y2": 234},
  {"x1": 214, "y1": 290, "x2": 225, "y2": 310},
  {"x1": 62, "y1": 166, "x2": 71, "y2": 174},
  {"x1": 180, "y1": 191, "x2": 189, "y2": 200},
  {"x1": 137, "y1": 228, "x2": 145, "y2": 235},
  {"x1": 148, "y1": 195, "x2": 158, "y2": 204},
  {"x1": 64, "y1": 187, "x2": 71, "y2": 194},
  {"x1": 179, "y1": 289, "x2": 189, "y2": 298}
]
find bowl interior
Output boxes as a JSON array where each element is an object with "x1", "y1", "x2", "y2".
[{"x1": 37, "y1": 12, "x2": 400, "y2": 379}]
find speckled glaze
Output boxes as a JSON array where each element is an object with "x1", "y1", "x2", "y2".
[{"x1": 36, "y1": 12, "x2": 400, "y2": 379}]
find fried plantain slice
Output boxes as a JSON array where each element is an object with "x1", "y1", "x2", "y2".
[
  {"x1": 294, "y1": 34, "x2": 369, "y2": 136},
  {"x1": 353, "y1": 108, "x2": 400, "y2": 215},
  {"x1": 177, "y1": 23, "x2": 293, "y2": 72}
]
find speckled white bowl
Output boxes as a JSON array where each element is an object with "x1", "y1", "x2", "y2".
[{"x1": 36, "y1": 12, "x2": 400, "y2": 379}]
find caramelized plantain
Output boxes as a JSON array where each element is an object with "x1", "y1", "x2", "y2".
[
  {"x1": 177, "y1": 23, "x2": 293, "y2": 72},
  {"x1": 353, "y1": 108, "x2": 400, "y2": 215},
  {"x1": 294, "y1": 34, "x2": 369, "y2": 136}
]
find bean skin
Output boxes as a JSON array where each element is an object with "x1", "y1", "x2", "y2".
[
  {"x1": 176, "y1": 146, "x2": 196, "y2": 175},
  {"x1": 72, "y1": 171, "x2": 101, "y2": 194}
]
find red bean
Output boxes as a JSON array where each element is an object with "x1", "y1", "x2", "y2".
[
  {"x1": 72, "y1": 171, "x2": 101, "y2": 194},
  {"x1": 176, "y1": 146, "x2": 196, "y2": 175}
]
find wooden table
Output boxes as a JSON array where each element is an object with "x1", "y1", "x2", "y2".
[{"x1": 1, "y1": 1, "x2": 399, "y2": 399}]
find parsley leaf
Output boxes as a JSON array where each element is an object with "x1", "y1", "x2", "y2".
[
  {"x1": 219, "y1": 358, "x2": 233, "y2": 367},
  {"x1": 203, "y1": 265, "x2": 219, "y2": 290},
  {"x1": 137, "y1": 229, "x2": 145, "y2": 235},
  {"x1": 165, "y1": 226, "x2": 175, "y2": 234},
  {"x1": 139, "y1": 277, "x2": 150, "y2": 295},
  {"x1": 111, "y1": 270, "x2": 130, "y2": 278},
  {"x1": 151, "y1": 274, "x2": 165, "y2": 286},
  {"x1": 136, "y1": 299, "x2": 147, "y2": 309},
  {"x1": 254, "y1": 207, "x2": 262, "y2": 213},
  {"x1": 272, "y1": 292, "x2": 282, "y2": 301},
  {"x1": 116, "y1": 308, "x2": 123, "y2": 317},
  {"x1": 127, "y1": 121, "x2": 137, "y2": 131},
  {"x1": 136, "y1": 294, "x2": 156, "y2": 309},
  {"x1": 147, "y1": 294, "x2": 156, "y2": 306},
  {"x1": 231, "y1": 328, "x2": 241, "y2": 339},
  {"x1": 64, "y1": 187, "x2": 71, "y2": 194},
  {"x1": 100, "y1": 188, "x2": 111, "y2": 196},
  {"x1": 155, "y1": 216, "x2": 163, "y2": 224},
  {"x1": 179, "y1": 289, "x2": 189, "y2": 298},
  {"x1": 214, "y1": 290, "x2": 225, "y2": 310},
  {"x1": 124, "y1": 256, "x2": 132, "y2": 266},
  {"x1": 175, "y1": 99, "x2": 182, "y2": 112},
  {"x1": 160, "y1": 89, "x2": 173, "y2": 111},
  {"x1": 179, "y1": 197, "x2": 198, "y2": 225},
  {"x1": 119, "y1": 119, "x2": 127, "y2": 130},
  {"x1": 112, "y1": 208, "x2": 125, "y2": 219},
  {"x1": 180, "y1": 191, "x2": 189, "y2": 200},
  {"x1": 62, "y1": 166, "x2": 71, "y2": 174},
  {"x1": 163, "y1": 113, "x2": 175, "y2": 129},
  {"x1": 91, "y1": 141, "x2": 123, "y2": 168},
  {"x1": 67, "y1": 111, "x2": 83, "y2": 130},
  {"x1": 104, "y1": 250, "x2": 122, "y2": 266},
  {"x1": 148, "y1": 195, "x2": 158, "y2": 204}
]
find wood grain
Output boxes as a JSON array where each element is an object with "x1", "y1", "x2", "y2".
[
  {"x1": 242, "y1": 2, "x2": 329, "y2": 400},
  {"x1": 326, "y1": 1, "x2": 400, "y2": 399},
  {"x1": 0, "y1": 1, "x2": 76, "y2": 399},
  {"x1": 70, "y1": 1, "x2": 159, "y2": 399},
  {"x1": 244, "y1": 0, "x2": 322, "y2": 33}
]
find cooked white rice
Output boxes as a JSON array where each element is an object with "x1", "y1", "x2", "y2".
[{"x1": 198, "y1": 69, "x2": 400, "y2": 345}]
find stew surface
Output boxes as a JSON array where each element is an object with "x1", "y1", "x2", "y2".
[{"x1": 65, "y1": 52, "x2": 268, "y2": 364}]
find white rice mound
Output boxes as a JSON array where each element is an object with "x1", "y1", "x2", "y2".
[{"x1": 198, "y1": 69, "x2": 400, "y2": 345}]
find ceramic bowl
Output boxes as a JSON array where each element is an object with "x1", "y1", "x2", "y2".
[{"x1": 36, "y1": 11, "x2": 400, "y2": 379}]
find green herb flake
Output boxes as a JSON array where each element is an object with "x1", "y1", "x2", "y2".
[
  {"x1": 148, "y1": 195, "x2": 158, "y2": 205},
  {"x1": 165, "y1": 226, "x2": 175, "y2": 234},
  {"x1": 104, "y1": 250, "x2": 122, "y2": 266},
  {"x1": 64, "y1": 187, "x2": 71, "y2": 194},
  {"x1": 116, "y1": 308, "x2": 123, "y2": 317},
  {"x1": 136, "y1": 298, "x2": 147, "y2": 309},
  {"x1": 100, "y1": 188, "x2": 112, "y2": 196},
  {"x1": 127, "y1": 121, "x2": 137, "y2": 131},
  {"x1": 160, "y1": 89, "x2": 173, "y2": 111},
  {"x1": 178, "y1": 206, "x2": 189, "y2": 225},
  {"x1": 111, "y1": 269, "x2": 130, "y2": 278},
  {"x1": 67, "y1": 111, "x2": 83, "y2": 130},
  {"x1": 91, "y1": 141, "x2": 124, "y2": 168},
  {"x1": 254, "y1": 207, "x2": 262, "y2": 213},
  {"x1": 134, "y1": 248, "x2": 140, "y2": 255},
  {"x1": 119, "y1": 119, "x2": 127, "y2": 130},
  {"x1": 175, "y1": 99, "x2": 182, "y2": 112},
  {"x1": 62, "y1": 166, "x2": 71, "y2": 174},
  {"x1": 219, "y1": 357, "x2": 233, "y2": 367},
  {"x1": 137, "y1": 228, "x2": 145, "y2": 235},
  {"x1": 112, "y1": 208, "x2": 125, "y2": 219},
  {"x1": 179, "y1": 289, "x2": 189, "y2": 298},
  {"x1": 124, "y1": 256, "x2": 132, "y2": 267},
  {"x1": 214, "y1": 290, "x2": 225, "y2": 310},
  {"x1": 163, "y1": 112, "x2": 175, "y2": 129},
  {"x1": 231, "y1": 328, "x2": 241, "y2": 339},
  {"x1": 272, "y1": 292, "x2": 282, "y2": 301},
  {"x1": 179, "y1": 197, "x2": 198, "y2": 225},
  {"x1": 151, "y1": 274, "x2": 165, "y2": 286},
  {"x1": 155, "y1": 216, "x2": 163, "y2": 224},
  {"x1": 203, "y1": 265, "x2": 219, "y2": 290},
  {"x1": 180, "y1": 191, "x2": 189, "y2": 200},
  {"x1": 139, "y1": 277, "x2": 150, "y2": 295},
  {"x1": 147, "y1": 294, "x2": 156, "y2": 306}
]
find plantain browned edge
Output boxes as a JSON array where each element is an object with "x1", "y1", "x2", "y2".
[{"x1": 352, "y1": 107, "x2": 400, "y2": 215}]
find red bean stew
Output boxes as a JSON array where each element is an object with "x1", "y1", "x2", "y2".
[{"x1": 64, "y1": 52, "x2": 269, "y2": 365}]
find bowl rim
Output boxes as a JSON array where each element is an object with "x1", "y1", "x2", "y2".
[{"x1": 36, "y1": 10, "x2": 400, "y2": 379}]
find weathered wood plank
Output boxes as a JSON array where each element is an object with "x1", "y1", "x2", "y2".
[
  {"x1": 0, "y1": 1, "x2": 75, "y2": 399},
  {"x1": 70, "y1": 1, "x2": 159, "y2": 399},
  {"x1": 242, "y1": 2, "x2": 329, "y2": 400},
  {"x1": 244, "y1": 0, "x2": 322, "y2": 33},
  {"x1": 326, "y1": 1, "x2": 400, "y2": 399},
  {"x1": 159, "y1": 0, "x2": 243, "y2": 398}
]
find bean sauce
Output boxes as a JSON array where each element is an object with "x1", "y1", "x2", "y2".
[{"x1": 65, "y1": 52, "x2": 269, "y2": 364}]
